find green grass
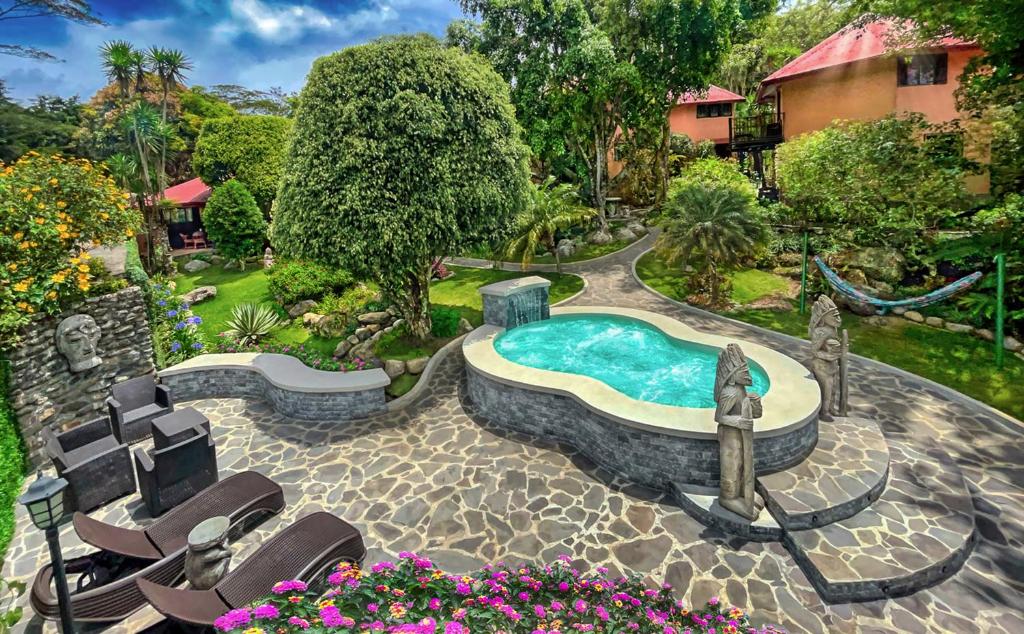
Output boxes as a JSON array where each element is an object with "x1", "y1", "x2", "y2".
[
  {"x1": 173, "y1": 264, "x2": 341, "y2": 355},
  {"x1": 634, "y1": 251, "x2": 791, "y2": 305},
  {"x1": 636, "y1": 251, "x2": 1024, "y2": 421},
  {"x1": 531, "y1": 238, "x2": 636, "y2": 264},
  {"x1": 386, "y1": 373, "x2": 419, "y2": 398},
  {"x1": 429, "y1": 266, "x2": 584, "y2": 326}
]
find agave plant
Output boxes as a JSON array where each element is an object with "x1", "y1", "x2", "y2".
[{"x1": 224, "y1": 303, "x2": 282, "y2": 346}]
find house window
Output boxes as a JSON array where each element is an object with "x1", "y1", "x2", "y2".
[
  {"x1": 696, "y1": 102, "x2": 732, "y2": 118},
  {"x1": 167, "y1": 207, "x2": 193, "y2": 224},
  {"x1": 897, "y1": 53, "x2": 948, "y2": 86}
]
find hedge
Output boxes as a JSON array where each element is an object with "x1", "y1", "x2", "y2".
[{"x1": 0, "y1": 358, "x2": 26, "y2": 558}]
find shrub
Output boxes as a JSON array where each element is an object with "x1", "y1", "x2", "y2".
[
  {"x1": 224, "y1": 303, "x2": 282, "y2": 346},
  {"x1": 0, "y1": 152, "x2": 140, "y2": 345},
  {"x1": 213, "y1": 339, "x2": 370, "y2": 372},
  {"x1": 215, "y1": 553, "x2": 780, "y2": 633},
  {"x1": 0, "y1": 358, "x2": 25, "y2": 560},
  {"x1": 269, "y1": 260, "x2": 355, "y2": 306},
  {"x1": 148, "y1": 282, "x2": 205, "y2": 367},
  {"x1": 201, "y1": 179, "x2": 267, "y2": 264},
  {"x1": 429, "y1": 306, "x2": 461, "y2": 338},
  {"x1": 670, "y1": 157, "x2": 758, "y2": 208}
]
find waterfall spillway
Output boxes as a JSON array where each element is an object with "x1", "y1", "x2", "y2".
[{"x1": 478, "y1": 275, "x2": 553, "y2": 330}]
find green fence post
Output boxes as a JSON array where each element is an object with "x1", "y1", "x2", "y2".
[
  {"x1": 995, "y1": 252, "x2": 1005, "y2": 369},
  {"x1": 799, "y1": 231, "x2": 809, "y2": 315}
]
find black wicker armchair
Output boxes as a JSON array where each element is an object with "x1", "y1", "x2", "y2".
[
  {"x1": 134, "y1": 425, "x2": 218, "y2": 517},
  {"x1": 42, "y1": 416, "x2": 136, "y2": 513},
  {"x1": 106, "y1": 375, "x2": 173, "y2": 445}
]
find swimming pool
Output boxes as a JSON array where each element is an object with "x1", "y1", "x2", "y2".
[{"x1": 494, "y1": 314, "x2": 770, "y2": 408}]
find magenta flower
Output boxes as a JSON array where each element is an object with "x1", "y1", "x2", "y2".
[
  {"x1": 429, "y1": 597, "x2": 442, "y2": 610},
  {"x1": 252, "y1": 603, "x2": 279, "y2": 619},
  {"x1": 288, "y1": 616, "x2": 311, "y2": 629}
]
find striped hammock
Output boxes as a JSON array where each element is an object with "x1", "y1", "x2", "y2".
[{"x1": 813, "y1": 256, "x2": 982, "y2": 315}]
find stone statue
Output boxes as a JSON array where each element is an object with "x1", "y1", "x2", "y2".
[
  {"x1": 55, "y1": 314, "x2": 102, "y2": 372},
  {"x1": 263, "y1": 247, "x2": 274, "y2": 269},
  {"x1": 714, "y1": 343, "x2": 764, "y2": 521},
  {"x1": 184, "y1": 516, "x2": 232, "y2": 590},
  {"x1": 809, "y1": 295, "x2": 843, "y2": 422}
]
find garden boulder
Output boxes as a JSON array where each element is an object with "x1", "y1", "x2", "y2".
[
  {"x1": 613, "y1": 227, "x2": 637, "y2": 243},
  {"x1": 358, "y1": 311, "x2": 391, "y2": 325},
  {"x1": 945, "y1": 322, "x2": 973, "y2": 334},
  {"x1": 384, "y1": 359, "x2": 406, "y2": 380},
  {"x1": 586, "y1": 228, "x2": 613, "y2": 245},
  {"x1": 838, "y1": 247, "x2": 906, "y2": 284},
  {"x1": 181, "y1": 286, "x2": 217, "y2": 305},
  {"x1": 1005, "y1": 336, "x2": 1023, "y2": 353},
  {"x1": 626, "y1": 221, "x2": 647, "y2": 236},
  {"x1": 556, "y1": 239, "x2": 575, "y2": 259},
  {"x1": 287, "y1": 300, "x2": 317, "y2": 319},
  {"x1": 925, "y1": 316, "x2": 944, "y2": 328},
  {"x1": 458, "y1": 318, "x2": 474, "y2": 334},
  {"x1": 303, "y1": 312, "x2": 327, "y2": 328},
  {"x1": 183, "y1": 259, "x2": 210, "y2": 273},
  {"x1": 406, "y1": 357, "x2": 429, "y2": 375},
  {"x1": 903, "y1": 310, "x2": 924, "y2": 323},
  {"x1": 334, "y1": 340, "x2": 352, "y2": 358}
]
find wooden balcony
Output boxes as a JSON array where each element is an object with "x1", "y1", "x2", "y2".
[{"x1": 728, "y1": 113, "x2": 784, "y2": 151}]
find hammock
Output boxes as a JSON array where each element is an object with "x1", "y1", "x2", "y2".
[{"x1": 813, "y1": 256, "x2": 982, "y2": 315}]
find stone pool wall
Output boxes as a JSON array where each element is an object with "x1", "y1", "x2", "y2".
[{"x1": 466, "y1": 366, "x2": 818, "y2": 488}]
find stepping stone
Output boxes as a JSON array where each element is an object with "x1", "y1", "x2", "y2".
[
  {"x1": 757, "y1": 417, "x2": 889, "y2": 529},
  {"x1": 783, "y1": 441, "x2": 976, "y2": 603}
]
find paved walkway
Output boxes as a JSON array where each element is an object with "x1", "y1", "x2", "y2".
[{"x1": 5, "y1": 234, "x2": 1024, "y2": 633}]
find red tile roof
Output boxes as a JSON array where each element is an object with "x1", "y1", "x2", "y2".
[
  {"x1": 677, "y1": 85, "x2": 745, "y2": 105},
  {"x1": 162, "y1": 177, "x2": 212, "y2": 206},
  {"x1": 761, "y1": 19, "x2": 978, "y2": 87}
]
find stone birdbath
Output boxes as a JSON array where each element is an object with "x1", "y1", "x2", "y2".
[{"x1": 184, "y1": 515, "x2": 232, "y2": 590}]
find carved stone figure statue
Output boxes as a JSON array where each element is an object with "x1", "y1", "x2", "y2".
[
  {"x1": 263, "y1": 247, "x2": 274, "y2": 269},
  {"x1": 184, "y1": 516, "x2": 232, "y2": 590},
  {"x1": 714, "y1": 343, "x2": 764, "y2": 521},
  {"x1": 809, "y1": 295, "x2": 843, "y2": 422},
  {"x1": 55, "y1": 314, "x2": 102, "y2": 372}
]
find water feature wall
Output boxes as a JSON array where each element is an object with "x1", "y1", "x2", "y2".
[{"x1": 479, "y1": 276, "x2": 552, "y2": 329}]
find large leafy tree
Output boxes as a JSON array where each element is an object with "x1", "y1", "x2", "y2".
[
  {"x1": 505, "y1": 178, "x2": 596, "y2": 273},
  {"x1": 202, "y1": 179, "x2": 267, "y2": 265},
  {"x1": 273, "y1": 35, "x2": 531, "y2": 339},
  {"x1": 192, "y1": 115, "x2": 292, "y2": 211},
  {"x1": 0, "y1": 81, "x2": 83, "y2": 161}
]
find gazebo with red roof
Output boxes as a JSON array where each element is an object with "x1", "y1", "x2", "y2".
[{"x1": 161, "y1": 177, "x2": 213, "y2": 249}]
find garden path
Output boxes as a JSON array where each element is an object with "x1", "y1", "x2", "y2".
[{"x1": 4, "y1": 235, "x2": 1023, "y2": 633}]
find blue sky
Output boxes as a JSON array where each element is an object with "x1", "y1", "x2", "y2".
[{"x1": 0, "y1": 0, "x2": 466, "y2": 102}]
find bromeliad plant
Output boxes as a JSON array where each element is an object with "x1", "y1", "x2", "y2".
[{"x1": 215, "y1": 553, "x2": 783, "y2": 633}]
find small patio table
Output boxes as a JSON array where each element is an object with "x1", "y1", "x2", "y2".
[{"x1": 152, "y1": 407, "x2": 212, "y2": 449}]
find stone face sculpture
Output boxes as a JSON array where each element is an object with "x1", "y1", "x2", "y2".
[
  {"x1": 55, "y1": 314, "x2": 102, "y2": 372},
  {"x1": 809, "y1": 295, "x2": 843, "y2": 422},
  {"x1": 184, "y1": 516, "x2": 232, "y2": 590},
  {"x1": 714, "y1": 343, "x2": 764, "y2": 521}
]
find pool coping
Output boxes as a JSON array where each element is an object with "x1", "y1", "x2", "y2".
[{"x1": 462, "y1": 305, "x2": 821, "y2": 440}]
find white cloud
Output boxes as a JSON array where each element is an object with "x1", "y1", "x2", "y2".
[{"x1": 228, "y1": 0, "x2": 333, "y2": 42}]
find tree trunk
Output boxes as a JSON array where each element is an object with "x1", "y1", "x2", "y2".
[
  {"x1": 657, "y1": 117, "x2": 671, "y2": 205},
  {"x1": 158, "y1": 85, "x2": 168, "y2": 197},
  {"x1": 594, "y1": 128, "x2": 607, "y2": 229},
  {"x1": 393, "y1": 264, "x2": 433, "y2": 340}
]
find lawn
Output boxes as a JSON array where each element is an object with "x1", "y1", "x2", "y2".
[
  {"x1": 173, "y1": 262, "x2": 584, "y2": 359},
  {"x1": 531, "y1": 237, "x2": 637, "y2": 264},
  {"x1": 635, "y1": 251, "x2": 790, "y2": 305},
  {"x1": 636, "y1": 251, "x2": 1024, "y2": 421}
]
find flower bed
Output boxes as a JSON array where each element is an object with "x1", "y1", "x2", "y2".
[
  {"x1": 213, "y1": 339, "x2": 371, "y2": 372},
  {"x1": 216, "y1": 553, "x2": 782, "y2": 633}
]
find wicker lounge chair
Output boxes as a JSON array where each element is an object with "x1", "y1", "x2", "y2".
[
  {"x1": 138, "y1": 512, "x2": 366, "y2": 627},
  {"x1": 30, "y1": 471, "x2": 284, "y2": 624},
  {"x1": 42, "y1": 416, "x2": 135, "y2": 513},
  {"x1": 135, "y1": 425, "x2": 218, "y2": 517},
  {"x1": 106, "y1": 375, "x2": 174, "y2": 445}
]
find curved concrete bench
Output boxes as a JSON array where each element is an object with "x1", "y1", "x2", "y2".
[{"x1": 158, "y1": 353, "x2": 390, "y2": 422}]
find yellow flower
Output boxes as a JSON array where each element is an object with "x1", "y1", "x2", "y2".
[
  {"x1": 49, "y1": 178, "x2": 58, "y2": 186},
  {"x1": 24, "y1": 193, "x2": 32, "y2": 202},
  {"x1": 18, "y1": 241, "x2": 30, "y2": 250},
  {"x1": 30, "y1": 185, "x2": 41, "y2": 192},
  {"x1": 6, "y1": 263, "x2": 16, "y2": 272},
  {"x1": 80, "y1": 252, "x2": 91, "y2": 260},
  {"x1": 45, "y1": 291, "x2": 57, "y2": 300},
  {"x1": 37, "y1": 203, "x2": 45, "y2": 210},
  {"x1": 56, "y1": 201, "x2": 66, "y2": 209},
  {"x1": 13, "y1": 232, "x2": 23, "y2": 240},
  {"x1": 77, "y1": 264, "x2": 89, "y2": 273},
  {"x1": 16, "y1": 301, "x2": 30, "y2": 311},
  {"x1": 35, "y1": 217, "x2": 45, "y2": 224},
  {"x1": 70, "y1": 257, "x2": 80, "y2": 265},
  {"x1": 56, "y1": 224, "x2": 68, "y2": 232},
  {"x1": 77, "y1": 281, "x2": 90, "y2": 292},
  {"x1": 13, "y1": 281, "x2": 29, "y2": 293},
  {"x1": 122, "y1": 192, "x2": 130, "y2": 200},
  {"x1": 125, "y1": 228, "x2": 135, "y2": 237},
  {"x1": 51, "y1": 272, "x2": 66, "y2": 284},
  {"x1": 100, "y1": 212, "x2": 110, "y2": 220}
]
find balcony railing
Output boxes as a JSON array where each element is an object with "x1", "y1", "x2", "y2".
[{"x1": 728, "y1": 112, "x2": 784, "y2": 149}]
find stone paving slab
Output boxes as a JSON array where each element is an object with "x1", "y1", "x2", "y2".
[
  {"x1": 784, "y1": 441, "x2": 976, "y2": 603},
  {"x1": 757, "y1": 416, "x2": 889, "y2": 530}
]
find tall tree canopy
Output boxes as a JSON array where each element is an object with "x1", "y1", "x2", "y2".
[
  {"x1": 273, "y1": 35, "x2": 531, "y2": 338},
  {"x1": 192, "y1": 114, "x2": 291, "y2": 211},
  {"x1": 0, "y1": 81, "x2": 83, "y2": 161}
]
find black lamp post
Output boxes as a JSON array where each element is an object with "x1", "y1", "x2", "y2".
[{"x1": 19, "y1": 471, "x2": 75, "y2": 633}]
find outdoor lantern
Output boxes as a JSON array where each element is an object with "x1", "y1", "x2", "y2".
[
  {"x1": 19, "y1": 471, "x2": 68, "y2": 530},
  {"x1": 19, "y1": 471, "x2": 76, "y2": 632}
]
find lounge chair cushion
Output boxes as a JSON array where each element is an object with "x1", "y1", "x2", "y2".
[
  {"x1": 123, "y1": 403, "x2": 167, "y2": 424},
  {"x1": 62, "y1": 435, "x2": 120, "y2": 468}
]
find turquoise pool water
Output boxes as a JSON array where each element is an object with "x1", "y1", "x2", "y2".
[{"x1": 494, "y1": 314, "x2": 770, "y2": 408}]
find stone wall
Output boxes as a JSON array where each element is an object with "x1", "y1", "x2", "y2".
[
  {"x1": 7, "y1": 286, "x2": 154, "y2": 465},
  {"x1": 159, "y1": 364, "x2": 388, "y2": 422},
  {"x1": 466, "y1": 366, "x2": 817, "y2": 488}
]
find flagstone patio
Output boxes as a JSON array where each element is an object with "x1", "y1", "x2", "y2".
[{"x1": 4, "y1": 234, "x2": 1024, "y2": 633}]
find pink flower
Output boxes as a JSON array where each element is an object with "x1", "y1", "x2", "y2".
[
  {"x1": 455, "y1": 583, "x2": 472, "y2": 595},
  {"x1": 558, "y1": 581, "x2": 570, "y2": 592},
  {"x1": 429, "y1": 598, "x2": 442, "y2": 610},
  {"x1": 444, "y1": 623, "x2": 465, "y2": 634},
  {"x1": 534, "y1": 604, "x2": 546, "y2": 618},
  {"x1": 288, "y1": 616, "x2": 311, "y2": 629},
  {"x1": 252, "y1": 603, "x2": 279, "y2": 619},
  {"x1": 367, "y1": 602, "x2": 379, "y2": 612}
]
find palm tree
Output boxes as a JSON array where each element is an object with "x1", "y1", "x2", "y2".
[
  {"x1": 655, "y1": 184, "x2": 766, "y2": 305},
  {"x1": 147, "y1": 47, "x2": 192, "y2": 193},
  {"x1": 504, "y1": 177, "x2": 596, "y2": 273},
  {"x1": 100, "y1": 40, "x2": 137, "y2": 99}
]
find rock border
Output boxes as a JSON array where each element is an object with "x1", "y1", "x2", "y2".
[
  {"x1": 629, "y1": 248, "x2": 1024, "y2": 432},
  {"x1": 891, "y1": 307, "x2": 1023, "y2": 358}
]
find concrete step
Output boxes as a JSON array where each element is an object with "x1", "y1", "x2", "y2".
[
  {"x1": 783, "y1": 441, "x2": 976, "y2": 603},
  {"x1": 757, "y1": 416, "x2": 889, "y2": 530}
]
